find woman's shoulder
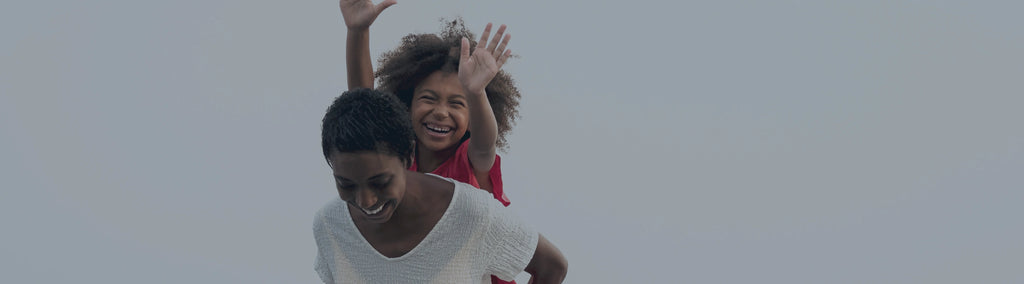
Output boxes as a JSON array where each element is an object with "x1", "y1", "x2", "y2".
[
  {"x1": 428, "y1": 174, "x2": 488, "y2": 201},
  {"x1": 313, "y1": 198, "x2": 349, "y2": 231},
  {"x1": 424, "y1": 173, "x2": 498, "y2": 213},
  {"x1": 453, "y1": 182, "x2": 508, "y2": 223}
]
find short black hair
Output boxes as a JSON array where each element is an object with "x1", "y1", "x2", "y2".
[{"x1": 321, "y1": 88, "x2": 414, "y2": 166}]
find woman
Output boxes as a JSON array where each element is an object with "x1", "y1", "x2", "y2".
[{"x1": 313, "y1": 88, "x2": 567, "y2": 283}]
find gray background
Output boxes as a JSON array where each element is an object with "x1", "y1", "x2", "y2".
[{"x1": 2, "y1": 0, "x2": 1022, "y2": 283}]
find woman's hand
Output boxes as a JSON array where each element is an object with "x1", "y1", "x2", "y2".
[
  {"x1": 459, "y1": 23, "x2": 512, "y2": 96},
  {"x1": 339, "y1": 0, "x2": 396, "y2": 31}
]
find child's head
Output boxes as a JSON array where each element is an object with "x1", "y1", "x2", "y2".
[
  {"x1": 322, "y1": 88, "x2": 414, "y2": 223},
  {"x1": 375, "y1": 18, "x2": 521, "y2": 152}
]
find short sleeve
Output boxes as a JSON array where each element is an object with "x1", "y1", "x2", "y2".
[
  {"x1": 488, "y1": 153, "x2": 510, "y2": 206},
  {"x1": 483, "y1": 201, "x2": 539, "y2": 281},
  {"x1": 410, "y1": 139, "x2": 510, "y2": 206},
  {"x1": 313, "y1": 209, "x2": 335, "y2": 283},
  {"x1": 454, "y1": 139, "x2": 510, "y2": 206},
  {"x1": 314, "y1": 250, "x2": 333, "y2": 283}
]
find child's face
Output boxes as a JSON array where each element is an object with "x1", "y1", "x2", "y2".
[
  {"x1": 410, "y1": 71, "x2": 470, "y2": 153},
  {"x1": 328, "y1": 150, "x2": 407, "y2": 224}
]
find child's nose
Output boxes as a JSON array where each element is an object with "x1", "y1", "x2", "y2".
[{"x1": 431, "y1": 106, "x2": 450, "y2": 119}]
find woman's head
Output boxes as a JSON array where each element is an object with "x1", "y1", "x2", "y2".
[
  {"x1": 321, "y1": 88, "x2": 414, "y2": 165},
  {"x1": 322, "y1": 88, "x2": 414, "y2": 223},
  {"x1": 375, "y1": 18, "x2": 521, "y2": 151}
]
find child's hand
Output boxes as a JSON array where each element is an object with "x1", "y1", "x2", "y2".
[
  {"x1": 459, "y1": 23, "x2": 512, "y2": 96},
  {"x1": 339, "y1": 0, "x2": 396, "y2": 31}
]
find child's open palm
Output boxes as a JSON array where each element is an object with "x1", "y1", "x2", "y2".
[
  {"x1": 459, "y1": 23, "x2": 512, "y2": 95},
  {"x1": 339, "y1": 0, "x2": 395, "y2": 30}
]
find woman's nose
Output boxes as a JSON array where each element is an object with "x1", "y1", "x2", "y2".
[{"x1": 355, "y1": 189, "x2": 378, "y2": 209}]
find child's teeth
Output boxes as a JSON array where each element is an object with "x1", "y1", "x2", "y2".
[{"x1": 427, "y1": 125, "x2": 451, "y2": 133}]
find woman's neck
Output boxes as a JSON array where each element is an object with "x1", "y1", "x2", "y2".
[{"x1": 366, "y1": 172, "x2": 451, "y2": 233}]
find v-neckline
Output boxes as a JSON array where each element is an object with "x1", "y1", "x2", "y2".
[{"x1": 343, "y1": 174, "x2": 459, "y2": 261}]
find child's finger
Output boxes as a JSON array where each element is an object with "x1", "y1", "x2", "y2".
[
  {"x1": 375, "y1": 0, "x2": 396, "y2": 13},
  {"x1": 460, "y1": 37, "x2": 470, "y2": 62},
  {"x1": 487, "y1": 24, "x2": 506, "y2": 54},
  {"x1": 478, "y1": 23, "x2": 493, "y2": 50},
  {"x1": 497, "y1": 49, "x2": 511, "y2": 68},
  {"x1": 493, "y1": 33, "x2": 510, "y2": 58}
]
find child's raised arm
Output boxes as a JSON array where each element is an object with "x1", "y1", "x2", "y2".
[
  {"x1": 458, "y1": 23, "x2": 512, "y2": 185},
  {"x1": 339, "y1": 0, "x2": 395, "y2": 90}
]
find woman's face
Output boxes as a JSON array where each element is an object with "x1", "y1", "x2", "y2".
[
  {"x1": 328, "y1": 150, "x2": 407, "y2": 224},
  {"x1": 410, "y1": 71, "x2": 470, "y2": 153}
]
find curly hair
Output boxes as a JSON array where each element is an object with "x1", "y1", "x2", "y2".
[
  {"x1": 375, "y1": 18, "x2": 521, "y2": 150},
  {"x1": 322, "y1": 88, "x2": 415, "y2": 167}
]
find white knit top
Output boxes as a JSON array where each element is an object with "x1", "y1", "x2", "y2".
[{"x1": 313, "y1": 175, "x2": 539, "y2": 284}]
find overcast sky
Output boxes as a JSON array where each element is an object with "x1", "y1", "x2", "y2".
[{"x1": 2, "y1": 0, "x2": 1023, "y2": 283}]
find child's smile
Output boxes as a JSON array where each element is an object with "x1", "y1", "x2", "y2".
[
  {"x1": 424, "y1": 122, "x2": 454, "y2": 137},
  {"x1": 411, "y1": 71, "x2": 470, "y2": 152}
]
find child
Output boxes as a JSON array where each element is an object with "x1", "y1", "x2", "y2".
[
  {"x1": 339, "y1": 0, "x2": 520, "y2": 208},
  {"x1": 313, "y1": 89, "x2": 567, "y2": 283}
]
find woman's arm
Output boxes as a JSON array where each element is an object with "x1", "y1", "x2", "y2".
[
  {"x1": 339, "y1": 0, "x2": 395, "y2": 90},
  {"x1": 458, "y1": 23, "x2": 512, "y2": 185},
  {"x1": 523, "y1": 234, "x2": 568, "y2": 284}
]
